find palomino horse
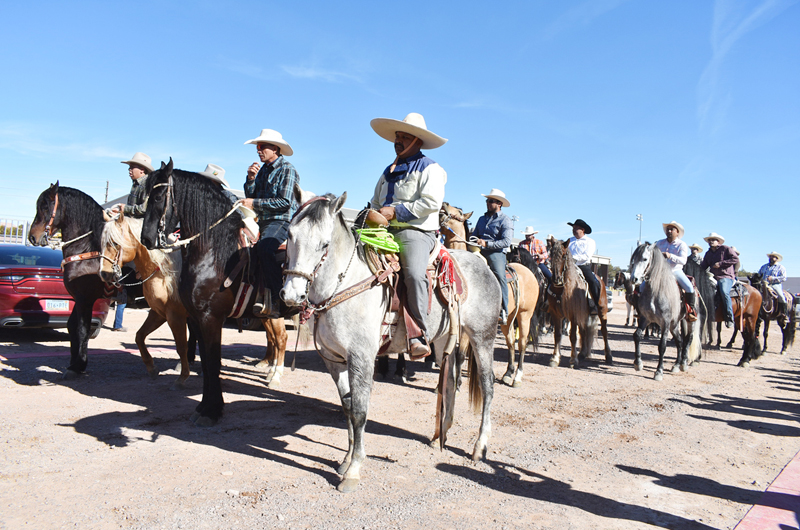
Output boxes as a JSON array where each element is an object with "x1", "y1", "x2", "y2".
[
  {"x1": 99, "y1": 213, "x2": 195, "y2": 388},
  {"x1": 628, "y1": 243, "x2": 703, "y2": 381},
  {"x1": 139, "y1": 160, "x2": 288, "y2": 425},
  {"x1": 28, "y1": 183, "x2": 115, "y2": 379},
  {"x1": 438, "y1": 202, "x2": 472, "y2": 251},
  {"x1": 546, "y1": 239, "x2": 612, "y2": 368},
  {"x1": 498, "y1": 262, "x2": 540, "y2": 387},
  {"x1": 281, "y1": 188, "x2": 499, "y2": 493},
  {"x1": 750, "y1": 274, "x2": 796, "y2": 355}
]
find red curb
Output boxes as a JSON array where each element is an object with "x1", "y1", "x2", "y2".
[{"x1": 735, "y1": 448, "x2": 800, "y2": 529}]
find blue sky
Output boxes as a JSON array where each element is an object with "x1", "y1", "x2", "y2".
[{"x1": 1, "y1": 0, "x2": 798, "y2": 275}]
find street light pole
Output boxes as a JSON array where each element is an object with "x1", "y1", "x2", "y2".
[{"x1": 636, "y1": 214, "x2": 643, "y2": 246}]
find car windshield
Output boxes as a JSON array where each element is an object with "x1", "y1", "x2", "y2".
[{"x1": 0, "y1": 246, "x2": 63, "y2": 267}]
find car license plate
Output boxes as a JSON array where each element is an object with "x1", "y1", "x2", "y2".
[{"x1": 45, "y1": 300, "x2": 70, "y2": 311}]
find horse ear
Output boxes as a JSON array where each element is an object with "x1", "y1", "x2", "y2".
[
  {"x1": 463, "y1": 211, "x2": 473, "y2": 220},
  {"x1": 331, "y1": 192, "x2": 347, "y2": 214},
  {"x1": 166, "y1": 158, "x2": 174, "y2": 174},
  {"x1": 294, "y1": 183, "x2": 316, "y2": 206},
  {"x1": 49, "y1": 181, "x2": 59, "y2": 197},
  {"x1": 561, "y1": 240, "x2": 569, "y2": 249}
]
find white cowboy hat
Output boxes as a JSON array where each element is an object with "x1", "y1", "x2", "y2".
[
  {"x1": 703, "y1": 232, "x2": 725, "y2": 244},
  {"x1": 521, "y1": 226, "x2": 539, "y2": 236},
  {"x1": 662, "y1": 221, "x2": 684, "y2": 238},
  {"x1": 120, "y1": 152, "x2": 153, "y2": 173},
  {"x1": 243, "y1": 129, "x2": 294, "y2": 156},
  {"x1": 482, "y1": 188, "x2": 510, "y2": 208},
  {"x1": 236, "y1": 204, "x2": 260, "y2": 237},
  {"x1": 199, "y1": 164, "x2": 230, "y2": 188},
  {"x1": 689, "y1": 243, "x2": 703, "y2": 252},
  {"x1": 767, "y1": 251, "x2": 783, "y2": 262},
  {"x1": 370, "y1": 112, "x2": 447, "y2": 150}
]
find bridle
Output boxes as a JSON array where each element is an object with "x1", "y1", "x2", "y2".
[
  {"x1": 151, "y1": 175, "x2": 176, "y2": 249},
  {"x1": 40, "y1": 192, "x2": 94, "y2": 248},
  {"x1": 439, "y1": 205, "x2": 470, "y2": 246}
]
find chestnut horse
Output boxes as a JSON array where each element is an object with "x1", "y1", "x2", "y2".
[
  {"x1": 547, "y1": 239, "x2": 612, "y2": 368},
  {"x1": 712, "y1": 282, "x2": 762, "y2": 367}
]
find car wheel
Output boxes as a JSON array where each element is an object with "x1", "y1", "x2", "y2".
[
  {"x1": 90, "y1": 327, "x2": 101, "y2": 339},
  {"x1": 238, "y1": 317, "x2": 264, "y2": 331}
]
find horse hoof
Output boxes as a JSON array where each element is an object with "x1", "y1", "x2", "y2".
[
  {"x1": 501, "y1": 374, "x2": 513, "y2": 386},
  {"x1": 680, "y1": 363, "x2": 688, "y2": 372},
  {"x1": 512, "y1": 380, "x2": 522, "y2": 388},
  {"x1": 739, "y1": 361, "x2": 750, "y2": 368},
  {"x1": 170, "y1": 378, "x2": 188, "y2": 391},
  {"x1": 548, "y1": 360, "x2": 559, "y2": 368},
  {"x1": 148, "y1": 370, "x2": 159, "y2": 380},
  {"x1": 255, "y1": 359, "x2": 270, "y2": 369},
  {"x1": 267, "y1": 378, "x2": 281, "y2": 389},
  {"x1": 337, "y1": 478, "x2": 359, "y2": 493},
  {"x1": 62, "y1": 369, "x2": 82, "y2": 381},
  {"x1": 472, "y1": 444, "x2": 488, "y2": 462},
  {"x1": 671, "y1": 365, "x2": 680, "y2": 374},
  {"x1": 634, "y1": 362, "x2": 643, "y2": 372},
  {"x1": 654, "y1": 372, "x2": 663, "y2": 381}
]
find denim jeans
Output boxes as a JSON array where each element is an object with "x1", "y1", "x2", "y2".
[
  {"x1": 539, "y1": 263, "x2": 553, "y2": 281},
  {"x1": 673, "y1": 269, "x2": 694, "y2": 293},
  {"x1": 256, "y1": 220, "x2": 290, "y2": 299},
  {"x1": 113, "y1": 289, "x2": 127, "y2": 329},
  {"x1": 717, "y1": 277, "x2": 734, "y2": 321},
  {"x1": 482, "y1": 250, "x2": 508, "y2": 315}
]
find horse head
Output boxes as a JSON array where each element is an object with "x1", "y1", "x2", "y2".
[
  {"x1": 282, "y1": 186, "x2": 348, "y2": 307},
  {"x1": 439, "y1": 202, "x2": 472, "y2": 250},
  {"x1": 141, "y1": 159, "x2": 178, "y2": 250},
  {"x1": 99, "y1": 212, "x2": 139, "y2": 284},
  {"x1": 629, "y1": 242, "x2": 653, "y2": 286},
  {"x1": 29, "y1": 182, "x2": 61, "y2": 246},
  {"x1": 549, "y1": 239, "x2": 569, "y2": 286}
]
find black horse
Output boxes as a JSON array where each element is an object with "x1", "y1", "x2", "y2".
[
  {"x1": 750, "y1": 273, "x2": 796, "y2": 354},
  {"x1": 28, "y1": 183, "x2": 115, "y2": 378},
  {"x1": 683, "y1": 257, "x2": 716, "y2": 346},
  {"x1": 140, "y1": 160, "x2": 266, "y2": 426}
]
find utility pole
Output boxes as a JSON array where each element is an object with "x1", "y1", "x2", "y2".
[
  {"x1": 104, "y1": 181, "x2": 109, "y2": 203},
  {"x1": 636, "y1": 213, "x2": 643, "y2": 246}
]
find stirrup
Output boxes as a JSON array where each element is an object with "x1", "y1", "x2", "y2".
[{"x1": 409, "y1": 337, "x2": 431, "y2": 359}]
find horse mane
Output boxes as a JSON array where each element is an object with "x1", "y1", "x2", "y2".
[
  {"x1": 299, "y1": 193, "x2": 366, "y2": 261},
  {"x1": 57, "y1": 186, "x2": 106, "y2": 249},
  {"x1": 643, "y1": 243, "x2": 675, "y2": 296}
]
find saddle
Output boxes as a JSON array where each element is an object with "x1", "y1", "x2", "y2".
[{"x1": 226, "y1": 240, "x2": 288, "y2": 319}]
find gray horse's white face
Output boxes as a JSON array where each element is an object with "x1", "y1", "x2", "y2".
[{"x1": 629, "y1": 243, "x2": 652, "y2": 286}]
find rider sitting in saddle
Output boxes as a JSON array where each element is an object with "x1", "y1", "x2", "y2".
[
  {"x1": 519, "y1": 226, "x2": 552, "y2": 281},
  {"x1": 369, "y1": 112, "x2": 448, "y2": 360},
  {"x1": 654, "y1": 221, "x2": 697, "y2": 321},
  {"x1": 113, "y1": 152, "x2": 153, "y2": 218},
  {"x1": 241, "y1": 129, "x2": 300, "y2": 318},
  {"x1": 567, "y1": 219, "x2": 601, "y2": 316},
  {"x1": 700, "y1": 232, "x2": 739, "y2": 328},
  {"x1": 472, "y1": 189, "x2": 513, "y2": 325},
  {"x1": 688, "y1": 243, "x2": 704, "y2": 265},
  {"x1": 758, "y1": 251, "x2": 788, "y2": 313}
]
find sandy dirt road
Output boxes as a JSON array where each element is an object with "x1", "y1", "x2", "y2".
[{"x1": 1, "y1": 294, "x2": 798, "y2": 529}]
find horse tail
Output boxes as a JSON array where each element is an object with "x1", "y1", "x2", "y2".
[
  {"x1": 465, "y1": 341, "x2": 483, "y2": 414},
  {"x1": 528, "y1": 311, "x2": 539, "y2": 353},
  {"x1": 785, "y1": 313, "x2": 796, "y2": 348},
  {"x1": 687, "y1": 316, "x2": 703, "y2": 365},
  {"x1": 583, "y1": 315, "x2": 599, "y2": 357}
]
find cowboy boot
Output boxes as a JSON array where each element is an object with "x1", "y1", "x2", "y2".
[
  {"x1": 409, "y1": 336, "x2": 431, "y2": 359},
  {"x1": 684, "y1": 292, "x2": 698, "y2": 322}
]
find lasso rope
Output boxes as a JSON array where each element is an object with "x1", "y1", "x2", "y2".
[{"x1": 355, "y1": 227, "x2": 400, "y2": 253}]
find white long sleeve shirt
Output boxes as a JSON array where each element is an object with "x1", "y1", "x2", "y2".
[
  {"x1": 654, "y1": 238, "x2": 689, "y2": 273},
  {"x1": 568, "y1": 235, "x2": 596, "y2": 266}
]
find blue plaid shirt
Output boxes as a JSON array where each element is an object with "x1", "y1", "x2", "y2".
[
  {"x1": 243, "y1": 156, "x2": 299, "y2": 226},
  {"x1": 758, "y1": 262, "x2": 787, "y2": 285}
]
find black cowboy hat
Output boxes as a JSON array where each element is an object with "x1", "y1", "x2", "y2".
[{"x1": 567, "y1": 219, "x2": 592, "y2": 234}]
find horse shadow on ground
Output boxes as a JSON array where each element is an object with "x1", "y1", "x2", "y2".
[
  {"x1": 0, "y1": 346, "x2": 434, "y2": 489},
  {"x1": 435, "y1": 458, "x2": 719, "y2": 529}
]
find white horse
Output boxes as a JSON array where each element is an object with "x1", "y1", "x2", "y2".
[{"x1": 281, "y1": 188, "x2": 499, "y2": 493}]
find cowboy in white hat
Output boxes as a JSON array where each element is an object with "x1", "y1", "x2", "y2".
[
  {"x1": 653, "y1": 221, "x2": 697, "y2": 321},
  {"x1": 688, "y1": 243, "x2": 704, "y2": 264},
  {"x1": 700, "y1": 232, "x2": 739, "y2": 327},
  {"x1": 758, "y1": 252, "x2": 787, "y2": 308},
  {"x1": 567, "y1": 219, "x2": 602, "y2": 315},
  {"x1": 519, "y1": 226, "x2": 552, "y2": 281},
  {"x1": 369, "y1": 112, "x2": 448, "y2": 359},
  {"x1": 241, "y1": 128, "x2": 300, "y2": 317},
  {"x1": 113, "y1": 152, "x2": 154, "y2": 218},
  {"x1": 473, "y1": 189, "x2": 513, "y2": 324}
]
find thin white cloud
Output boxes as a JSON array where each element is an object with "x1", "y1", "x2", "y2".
[
  {"x1": 280, "y1": 65, "x2": 362, "y2": 83},
  {"x1": 0, "y1": 123, "x2": 127, "y2": 160},
  {"x1": 543, "y1": 0, "x2": 634, "y2": 39},
  {"x1": 215, "y1": 54, "x2": 363, "y2": 84}
]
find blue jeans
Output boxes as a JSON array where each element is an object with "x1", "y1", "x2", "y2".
[
  {"x1": 539, "y1": 263, "x2": 552, "y2": 281},
  {"x1": 673, "y1": 269, "x2": 694, "y2": 293},
  {"x1": 256, "y1": 220, "x2": 290, "y2": 299},
  {"x1": 717, "y1": 277, "x2": 734, "y2": 322},
  {"x1": 770, "y1": 283, "x2": 785, "y2": 303},
  {"x1": 113, "y1": 289, "x2": 127, "y2": 329},
  {"x1": 482, "y1": 250, "x2": 508, "y2": 315}
]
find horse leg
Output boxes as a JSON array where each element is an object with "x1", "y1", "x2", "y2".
[
  {"x1": 569, "y1": 321, "x2": 579, "y2": 369},
  {"x1": 376, "y1": 355, "x2": 390, "y2": 380},
  {"x1": 653, "y1": 329, "x2": 670, "y2": 381},
  {"x1": 395, "y1": 353, "x2": 408, "y2": 383},
  {"x1": 256, "y1": 319, "x2": 276, "y2": 380},
  {"x1": 625, "y1": 303, "x2": 632, "y2": 326},
  {"x1": 64, "y1": 299, "x2": 94, "y2": 379},
  {"x1": 134, "y1": 309, "x2": 167, "y2": 380},
  {"x1": 467, "y1": 337, "x2": 495, "y2": 462},
  {"x1": 335, "y1": 352, "x2": 375, "y2": 493},
  {"x1": 725, "y1": 327, "x2": 738, "y2": 349},
  {"x1": 549, "y1": 316, "x2": 562, "y2": 368},
  {"x1": 265, "y1": 318, "x2": 287, "y2": 388},
  {"x1": 633, "y1": 319, "x2": 646, "y2": 372},
  {"x1": 716, "y1": 322, "x2": 722, "y2": 349},
  {"x1": 500, "y1": 323, "x2": 516, "y2": 386},
  {"x1": 191, "y1": 316, "x2": 224, "y2": 427},
  {"x1": 761, "y1": 317, "x2": 769, "y2": 353},
  {"x1": 670, "y1": 326, "x2": 684, "y2": 374},
  {"x1": 165, "y1": 312, "x2": 190, "y2": 389},
  {"x1": 600, "y1": 316, "x2": 612, "y2": 365},
  {"x1": 513, "y1": 312, "x2": 532, "y2": 388}
]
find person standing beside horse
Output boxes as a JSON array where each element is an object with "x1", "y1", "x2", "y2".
[
  {"x1": 241, "y1": 129, "x2": 299, "y2": 318},
  {"x1": 700, "y1": 232, "x2": 739, "y2": 328},
  {"x1": 519, "y1": 226, "x2": 551, "y2": 281},
  {"x1": 473, "y1": 189, "x2": 513, "y2": 325},
  {"x1": 567, "y1": 219, "x2": 601, "y2": 315},
  {"x1": 759, "y1": 252, "x2": 788, "y2": 312},
  {"x1": 369, "y1": 112, "x2": 448, "y2": 359},
  {"x1": 654, "y1": 221, "x2": 697, "y2": 321}
]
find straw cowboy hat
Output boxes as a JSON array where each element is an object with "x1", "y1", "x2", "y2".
[
  {"x1": 244, "y1": 129, "x2": 294, "y2": 156},
  {"x1": 199, "y1": 164, "x2": 230, "y2": 188},
  {"x1": 370, "y1": 112, "x2": 448, "y2": 150},
  {"x1": 568, "y1": 219, "x2": 592, "y2": 234},
  {"x1": 767, "y1": 251, "x2": 783, "y2": 262},
  {"x1": 481, "y1": 188, "x2": 510, "y2": 208},
  {"x1": 120, "y1": 152, "x2": 153, "y2": 173},
  {"x1": 689, "y1": 243, "x2": 704, "y2": 253},
  {"x1": 521, "y1": 226, "x2": 539, "y2": 236},
  {"x1": 703, "y1": 232, "x2": 725, "y2": 244},
  {"x1": 662, "y1": 221, "x2": 685, "y2": 238},
  {"x1": 236, "y1": 204, "x2": 260, "y2": 237}
]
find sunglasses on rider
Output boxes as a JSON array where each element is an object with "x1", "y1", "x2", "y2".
[{"x1": 486, "y1": 198, "x2": 502, "y2": 205}]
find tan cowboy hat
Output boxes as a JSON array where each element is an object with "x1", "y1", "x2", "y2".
[
  {"x1": 547, "y1": 234, "x2": 556, "y2": 241},
  {"x1": 689, "y1": 243, "x2": 703, "y2": 253},
  {"x1": 370, "y1": 112, "x2": 447, "y2": 150},
  {"x1": 521, "y1": 226, "x2": 539, "y2": 236},
  {"x1": 120, "y1": 152, "x2": 153, "y2": 173},
  {"x1": 767, "y1": 251, "x2": 783, "y2": 262},
  {"x1": 662, "y1": 221, "x2": 684, "y2": 238},
  {"x1": 703, "y1": 232, "x2": 725, "y2": 244},
  {"x1": 482, "y1": 188, "x2": 510, "y2": 207},
  {"x1": 236, "y1": 204, "x2": 260, "y2": 236},
  {"x1": 244, "y1": 129, "x2": 294, "y2": 156},
  {"x1": 199, "y1": 164, "x2": 230, "y2": 188}
]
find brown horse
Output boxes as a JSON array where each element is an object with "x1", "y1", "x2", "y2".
[
  {"x1": 499, "y1": 263, "x2": 540, "y2": 387},
  {"x1": 547, "y1": 239, "x2": 612, "y2": 368},
  {"x1": 438, "y1": 202, "x2": 473, "y2": 251},
  {"x1": 712, "y1": 282, "x2": 762, "y2": 367}
]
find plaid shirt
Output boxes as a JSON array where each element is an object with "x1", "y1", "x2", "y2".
[
  {"x1": 758, "y1": 262, "x2": 787, "y2": 285},
  {"x1": 519, "y1": 237, "x2": 548, "y2": 264},
  {"x1": 244, "y1": 156, "x2": 300, "y2": 226},
  {"x1": 123, "y1": 175, "x2": 148, "y2": 218}
]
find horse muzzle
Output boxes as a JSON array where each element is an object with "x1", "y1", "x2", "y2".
[{"x1": 281, "y1": 278, "x2": 308, "y2": 307}]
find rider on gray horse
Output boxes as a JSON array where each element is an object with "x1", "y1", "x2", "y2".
[
  {"x1": 654, "y1": 221, "x2": 697, "y2": 321},
  {"x1": 369, "y1": 112, "x2": 448, "y2": 359},
  {"x1": 472, "y1": 188, "x2": 513, "y2": 325}
]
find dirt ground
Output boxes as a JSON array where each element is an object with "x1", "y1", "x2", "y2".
[{"x1": 1, "y1": 292, "x2": 799, "y2": 530}]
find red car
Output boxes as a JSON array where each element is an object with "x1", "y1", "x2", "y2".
[{"x1": 0, "y1": 243, "x2": 110, "y2": 337}]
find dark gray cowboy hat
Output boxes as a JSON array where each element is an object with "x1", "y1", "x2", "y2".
[{"x1": 567, "y1": 219, "x2": 592, "y2": 234}]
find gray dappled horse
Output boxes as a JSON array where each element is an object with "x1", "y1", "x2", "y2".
[
  {"x1": 281, "y1": 188, "x2": 499, "y2": 493},
  {"x1": 629, "y1": 242, "x2": 703, "y2": 381}
]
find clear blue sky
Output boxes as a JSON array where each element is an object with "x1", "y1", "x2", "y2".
[{"x1": 1, "y1": 1, "x2": 798, "y2": 275}]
